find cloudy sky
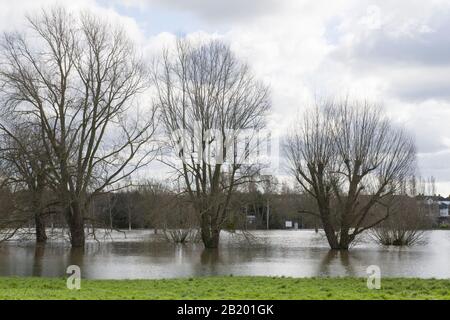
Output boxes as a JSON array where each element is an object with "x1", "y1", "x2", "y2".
[{"x1": 1, "y1": 0, "x2": 450, "y2": 194}]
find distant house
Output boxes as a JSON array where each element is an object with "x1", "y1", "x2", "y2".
[
  {"x1": 416, "y1": 195, "x2": 449, "y2": 226},
  {"x1": 439, "y1": 203, "x2": 449, "y2": 217},
  {"x1": 246, "y1": 215, "x2": 256, "y2": 226}
]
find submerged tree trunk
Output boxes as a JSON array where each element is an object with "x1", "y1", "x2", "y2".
[
  {"x1": 318, "y1": 204, "x2": 341, "y2": 250},
  {"x1": 323, "y1": 226, "x2": 352, "y2": 250},
  {"x1": 338, "y1": 227, "x2": 351, "y2": 250},
  {"x1": 66, "y1": 202, "x2": 85, "y2": 248},
  {"x1": 69, "y1": 216, "x2": 85, "y2": 248},
  {"x1": 322, "y1": 224, "x2": 352, "y2": 250},
  {"x1": 201, "y1": 228, "x2": 220, "y2": 249},
  {"x1": 200, "y1": 214, "x2": 220, "y2": 249},
  {"x1": 35, "y1": 213, "x2": 47, "y2": 243},
  {"x1": 32, "y1": 187, "x2": 47, "y2": 243},
  {"x1": 322, "y1": 218, "x2": 340, "y2": 250}
]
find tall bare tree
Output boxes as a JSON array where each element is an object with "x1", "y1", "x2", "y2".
[
  {"x1": 0, "y1": 7, "x2": 157, "y2": 247},
  {"x1": 153, "y1": 39, "x2": 270, "y2": 248},
  {"x1": 285, "y1": 100, "x2": 416, "y2": 249}
]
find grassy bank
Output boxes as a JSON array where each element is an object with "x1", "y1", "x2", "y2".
[{"x1": 0, "y1": 276, "x2": 449, "y2": 300}]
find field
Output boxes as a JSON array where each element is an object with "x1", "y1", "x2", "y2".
[{"x1": 0, "y1": 276, "x2": 449, "y2": 300}]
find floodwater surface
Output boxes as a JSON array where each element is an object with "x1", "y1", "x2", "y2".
[{"x1": 0, "y1": 230, "x2": 449, "y2": 279}]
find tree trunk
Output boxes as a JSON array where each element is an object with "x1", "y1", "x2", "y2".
[
  {"x1": 321, "y1": 214, "x2": 341, "y2": 250},
  {"x1": 338, "y1": 226, "x2": 351, "y2": 250},
  {"x1": 35, "y1": 213, "x2": 47, "y2": 243},
  {"x1": 67, "y1": 202, "x2": 85, "y2": 248},
  {"x1": 32, "y1": 190, "x2": 47, "y2": 243},
  {"x1": 200, "y1": 214, "x2": 220, "y2": 249}
]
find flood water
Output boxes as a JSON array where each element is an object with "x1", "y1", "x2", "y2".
[{"x1": 0, "y1": 230, "x2": 449, "y2": 279}]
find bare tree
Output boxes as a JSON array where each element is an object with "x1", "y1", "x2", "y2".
[
  {"x1": 153, "y1": 39, "x2": 270, "y2": 248},
  {"x1": 285, "y1": 99, "x2": 416, "y2": 250},
  {"x1": 369, "y1": 175, "x2": 431, "y2": 246},
  {"x1": 0, "y1": 123, "x2": 50, "y2": 242},
  {"x1": 0, "y1": 158, "x2": 23, "y2": 242},
  {"x1": 369, "y1": 195, "x2": 429, "y2": 246},
  {"x1": 0, "y1": 7, "x2": 157, "y2": 247}
]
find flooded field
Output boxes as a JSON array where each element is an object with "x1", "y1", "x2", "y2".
[{"x1": 0, "y1": 230, "x2": 449, "y2": 279}]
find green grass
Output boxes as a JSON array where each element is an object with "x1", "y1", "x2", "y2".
[{"x1": 0, "y1": 276, "x2": 449, "y2": 300}]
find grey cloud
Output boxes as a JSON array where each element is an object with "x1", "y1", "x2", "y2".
[
  {"x1": 328, "y1": 9, "x2": 450, "y2": 102},
  {"x1": 418, "y1": 151, "x2": 450, "y2": 181},
  {"x1": 349, "y1": 10, "x2": 450, "y2": 67},
  {"x1": 138, "y1": 0, "x2": 280, "y2": 23},
  {"x1": 412, "y1": 125, "x2": 447, "y2": 154},
  {"x1": 387, "y1": 70, "x2": 450, "y2": 102},
  {"x1": 392, "y1": 81, "x2": 450, "y2": 102},
  {"x1": 355, "y1": 31, "x2": 450, "y2": 67}
]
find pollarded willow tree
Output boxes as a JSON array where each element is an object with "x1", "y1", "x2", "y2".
[
  {"x1": 285, "y1": 100, "x2": 416, "y2": 250},
  {"x1": 0, "y1": 7, "x2": 157, "y2": 247},
  {"x1": 154, "y1": 39, "x2": 270, "y2": 248}
]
